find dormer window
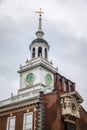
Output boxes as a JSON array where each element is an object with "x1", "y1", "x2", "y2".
[{"x1": 38, "y1": 47, "x2": 42, "y2": 57}]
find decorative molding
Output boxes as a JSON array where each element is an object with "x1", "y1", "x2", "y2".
[
  {"x1": 63, "y1": 115, "x2": 76, "y2": 124},
  {"x1": 18, "y1": 57, "x2": 57, "y2": 74},
  {"x1": 0, "y1": 97, "x2": 40, "y2": 116},
  {"x1": 60, "y1": 92, "x2": 82, "y2": 120}
]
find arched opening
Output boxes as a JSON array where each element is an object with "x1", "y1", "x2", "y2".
[
  {"x1": 45, "y1": 48, "x2": 47, "y2": 59},
  {"x1": 38, "y1": 47, "x2": 42, "y2": 57},
  {"x1": 32, "y1": 47, "x2": 35, "y2": 58}
]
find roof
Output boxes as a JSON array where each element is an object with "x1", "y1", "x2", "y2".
[{"x1": 31, "y1": 38, "x2": 48, "y2": 45}]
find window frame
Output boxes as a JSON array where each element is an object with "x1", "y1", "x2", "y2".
[
  {"x1": 7, "y1": 116, "x2": 16, "y2": 130},
  {"x1": 23, "y1": 112, "x2": 33, "y2": 130}
]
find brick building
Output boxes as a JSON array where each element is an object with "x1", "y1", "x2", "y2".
[{"x1": 0, "y1": 9, "x2": 87, "y2": 130}]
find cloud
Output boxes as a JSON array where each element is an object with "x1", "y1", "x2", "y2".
[
  {"x1": 46, "y1": 20, "x2": 87, "y2": 109},
  {"x1": 0, "y1": 0, "x2": 87, "y2": 110},
  {"x1": 0, "y1": 74, "x2": 18, "y2": 99},
  {"x1": 0, "y1": 0, "x2": 4, "y2": 4}
]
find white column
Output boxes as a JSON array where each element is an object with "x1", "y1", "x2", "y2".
[
  {"x1": 36, "y1": 47, "x2": 38, "y2": 58},
  {"x1": 47, "y1": 48, "x2": 48, "y2": 59},
  {"x1": 42, "y1": 47, "x2": 45, "y2": 58},
  {"x1": 30, "y1": 48, "x2": 32, "y2": 59}
]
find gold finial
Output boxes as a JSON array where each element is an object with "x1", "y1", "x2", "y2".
[{"x1": 36, "y1": 8, "x2": 43, "y2": 16}]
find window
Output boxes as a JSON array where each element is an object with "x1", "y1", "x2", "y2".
[
  {"x1": 7, "y1": 116, "x2": 15, "y2": 130},
  {"x1": 32, "y1": 48, "x2": 35, "y2": 58},
  {"x1": 65, "y1": 122, "x2": 75, "y2": 130},
  {"x1": 23, "y1": 112, "x2": 33, "y2": 130},
  {"x1": 45, "y1": 48, "x2": 47, "y2": 59},
  {"x1": 38, "y1": 47, "x2": 42, "y2": 57}
]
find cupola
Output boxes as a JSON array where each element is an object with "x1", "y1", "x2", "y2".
[{"x1": 29, "y1": 9, "x2": 50, "y2": 60}]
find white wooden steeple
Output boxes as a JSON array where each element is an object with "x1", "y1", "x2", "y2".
[
  {"x1": 18, "y1": 9, "x2": 57, "y2": 96},
  {"x1": 29, "y1": 9, "x2": 49, "y2": 60}
]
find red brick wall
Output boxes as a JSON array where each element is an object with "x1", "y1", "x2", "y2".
[
  {"x1": 15, "y1": 111, "x2": 24, "y2": 130},
  {"x1": 43, "y1": 92, "x2": 64, "y2": 130},
  {"x1": 76, "y1": 107, "x2": 87, "y2": 130},
  {"x1": 0, "y1": 115, "x2": 8, "y2": 130},
  {"x1": 0, "y1": 108, "x2": 35, "y2": 130},
  {"x1": 54, "y1": 73, "x2": 75, "y2": 93},
  {"x1": 42, "y1": 91, "x2": 87, "y2": 130}
]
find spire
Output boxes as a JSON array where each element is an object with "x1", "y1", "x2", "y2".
[
  {"x1": 36, "y1": 8, "x2": 43, "y2": 30},
  {"x1": 29, "y1": 9, "x2": 49, "y2": 60},
  {"x1": 36, "y1": 8, "x2": 44, "y2": 38}
]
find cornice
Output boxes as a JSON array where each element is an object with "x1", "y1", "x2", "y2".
[
  {"x1": 60, "y1": 91, "x2": 83, "y2": 103},
  {"x1": 0, "y1": 96, "x2": 41, "y2": 116},
  {"x1": 18, "y1": 57, "x2": 57, "y2": 74}
]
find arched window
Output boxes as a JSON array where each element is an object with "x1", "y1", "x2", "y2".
[
  {"x1": 32, "y1": 47, "x2": 35, "y2": 58},
  {"x1": 45, "y1": 48, "x2": 47, "y2": 59},
  {"x1": 38, "y1": 47, "x2": 42, "y2": 57}
]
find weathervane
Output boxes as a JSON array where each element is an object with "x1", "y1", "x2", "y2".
[
  {"x1": 36, "y1": 8, "x2": 43, "y2": 16},
  {"x1": 36, "y1": 8, "x2": 43, "y2": 30}
]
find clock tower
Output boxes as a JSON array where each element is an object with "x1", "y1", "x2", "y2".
[
  {"x1": 18, "y1": 9, "x2": 57, "y2": 96},
  {"x1": 0, "y1": 9, "x2": 86, "y2": 130}
]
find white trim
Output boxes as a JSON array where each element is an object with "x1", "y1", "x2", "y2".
[
  {"x1": 6, "y1": 116, "x2": 16, "y2": 130},
  {"x1": 23, "y1": 112, "x2": 33, "y2": 130}
]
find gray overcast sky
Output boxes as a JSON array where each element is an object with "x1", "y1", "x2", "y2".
[{"x1": 0, "y1": 0, "x2": 87, "y2": 110}]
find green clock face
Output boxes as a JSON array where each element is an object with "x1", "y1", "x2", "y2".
[
  {"x1": 26, "y1": 73, "x2": 34, "y2": 83},
  {"x1": 45, "y1": 74, "x2": 52, "y2": 85}
]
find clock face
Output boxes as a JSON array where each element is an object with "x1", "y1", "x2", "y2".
[
  {"x1": 26, "y1": 73, "x2": 34, "y2": 84},
  {"x1": 45, "y1": 74, "x2": 52, "y2": 85},
  {"x1": 70, "y1": 99, "x2": 78, "y2": 114}
]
